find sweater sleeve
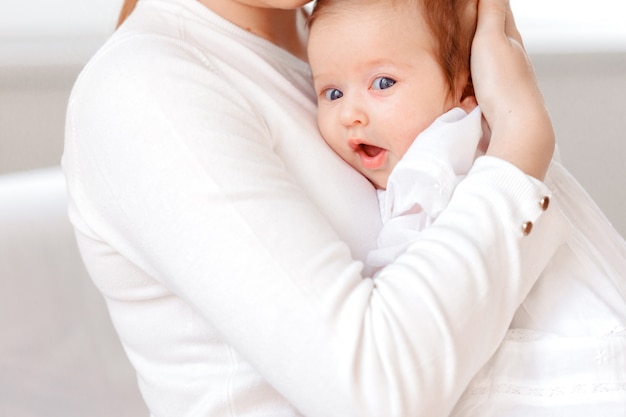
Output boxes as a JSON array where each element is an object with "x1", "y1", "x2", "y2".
[{"x1": 63, "y1": 34, "x2": 568, "y2": 417}]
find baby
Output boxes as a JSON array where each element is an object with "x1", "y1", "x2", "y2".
[{"x1": 307, "y1": 0, "x2": 626, "y2": 415}]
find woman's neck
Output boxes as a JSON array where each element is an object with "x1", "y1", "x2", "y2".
[{"x1": 198, "y1": 0, "x2": 308, "y2": 61}]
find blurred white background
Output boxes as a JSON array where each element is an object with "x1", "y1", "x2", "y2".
[
  {"x1": 0, "y1": 0, "x2": 123, "y2": 66},
  {"x1": 2, "y1": 0, "x2": 625, "y2": 64},
  {"x1": 512, "y1": 0, "x2": 626, "y2": 53}
]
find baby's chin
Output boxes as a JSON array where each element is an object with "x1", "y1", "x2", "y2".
[
  {"x1": 367, "y1": 175, "x2": 389, "y2": 191},
  {"x1": 351, "y1": 157, "x2": 391, "y2": 190}
]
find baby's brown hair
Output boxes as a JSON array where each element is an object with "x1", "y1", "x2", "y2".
[{"x1": 309, "y1": 0, "x2": 477, "y2": 100}]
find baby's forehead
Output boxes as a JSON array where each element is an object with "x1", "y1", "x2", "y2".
[
  {"x1": 309, "y1": 0, "x2": 424, "y2": 28},
  {"x1": 307, "y1": 1, "x2": 439, "y2": 71}
]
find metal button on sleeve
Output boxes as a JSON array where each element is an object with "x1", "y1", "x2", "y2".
[{"x1": 522, "y1": 221, "x2": 533, "y2": 236}]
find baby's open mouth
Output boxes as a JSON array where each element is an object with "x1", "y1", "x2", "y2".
[
  {"x1": 359, "y1": 143, "x2": 385, "y2": 158},
  {"x1": 353, "y1": 143, "x2": 387, "y2": 169},
  {"x1": 348, "y1": 138, "x2": 387, "y2": 169}
]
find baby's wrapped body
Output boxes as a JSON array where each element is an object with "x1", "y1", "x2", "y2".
[{"x1": 373, "y1": 108, "x2": 626, "y2": 416}]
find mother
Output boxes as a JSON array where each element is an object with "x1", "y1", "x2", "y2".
[{"x1": 63, "y1": 0, "x2": 565, "y2": 416}]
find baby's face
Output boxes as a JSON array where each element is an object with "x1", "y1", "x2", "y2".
[{"x1": 308, "y1": 3, "x2": 460, "y2": 189}]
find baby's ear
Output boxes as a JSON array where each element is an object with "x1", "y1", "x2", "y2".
[
  {"x1": 459, "y1": 74, "x2": 474, "y2": 102},
  {"x1": 459, "y1": 92, "x2": 478, "y2": 113}
]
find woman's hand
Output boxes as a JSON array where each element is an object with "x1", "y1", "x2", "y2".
[{"x1": 471, "y1": 0, "x2": 554, "y2": 180}]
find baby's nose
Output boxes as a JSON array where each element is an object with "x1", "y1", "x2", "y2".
[{"x1": 339, "y1": 96, "x2": 369, "y2": 127}]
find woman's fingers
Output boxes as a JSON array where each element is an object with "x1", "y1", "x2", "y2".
[
  {"x1": 504, "y1": 1, "x2": 524, "y2": 48},
  {"x1": 475, "y1": 0, "x2": 507, "y2": 39},
  {"x1": 475, "y1": 0, "x2": 524, "y2": 48}
]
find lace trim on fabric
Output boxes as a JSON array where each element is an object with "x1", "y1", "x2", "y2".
[
  {"x1": 464, "y1": 329, "x2": 626, "y2": 399},
  {"x1": 504, "y1": 328, "x2": 626, "y2": 342},
  {"x1": 468, "y1": 382, "x2": 626, "y2": 397}
]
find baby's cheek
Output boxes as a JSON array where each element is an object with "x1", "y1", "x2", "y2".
[
  {"x1": 318, "y1": 117, "x2": 341, "y2": 151},
  {"x1": 396, "y1": 123, "x2": 425, "y2": 155}
]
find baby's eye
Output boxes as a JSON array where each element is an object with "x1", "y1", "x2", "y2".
[
  {"x1": 371, "y1": 77, "x2": 396, "y2": 90},
  {"x1": 324, "y1": 88, "x2": 343, "y2": 101}
]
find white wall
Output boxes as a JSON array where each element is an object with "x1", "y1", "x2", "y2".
[
  {"x1": 512, "y1": 0, "x2": 626, "y2": 54},
  {"x1": 533, "y1": 53, "x2": 626, "y2": 237},
  {"x1": 0, "y1": 0, "x2": 123, "y2": 173}
]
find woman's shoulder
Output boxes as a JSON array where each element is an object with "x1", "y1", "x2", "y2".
[
  {"x1": 72, "y1": 1, "x2": 226, "y2": 95},
  {"x1": 71, "y1": 1, "x2": 295, "y2": 106},
  {"x1": 76, "y1": 27, "x2": 202, "y2": 89}
]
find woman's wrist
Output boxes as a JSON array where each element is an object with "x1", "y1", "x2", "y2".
[{"x1": 486, "y1": 101, "x2": 555, "y2": 181}]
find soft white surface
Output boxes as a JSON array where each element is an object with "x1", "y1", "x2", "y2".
[{"x1": 0, "y1": 168, "x2": 147, "y2": 416}]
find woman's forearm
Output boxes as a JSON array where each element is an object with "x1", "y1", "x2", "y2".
[{"x1": 471, "y1": 0, "x2": 555, "y2": 180}]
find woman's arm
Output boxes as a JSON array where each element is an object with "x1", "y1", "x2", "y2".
[{"x1": 471, "y1": 0, "x2": 555, "y2": 180}]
